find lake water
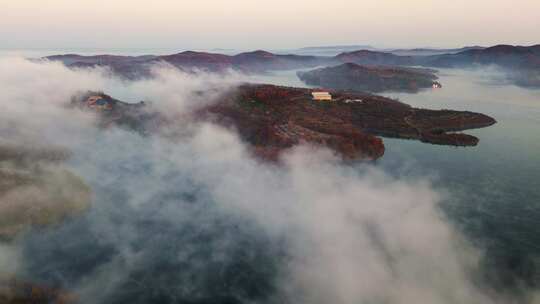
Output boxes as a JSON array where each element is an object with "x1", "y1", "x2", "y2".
[
  {"x1": 262, "y1": 67, "x2": 540, "y2": 292},
  {"x1": 4, "y1": 51, "x2": 540, "y2": 302},
  {"x1": 383, "y1": 69, "x2": 540, "y2": 293}
]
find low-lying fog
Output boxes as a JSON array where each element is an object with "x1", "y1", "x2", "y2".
[{"x1": 0, "y1": 57, "x2": 539, "y2": 304}]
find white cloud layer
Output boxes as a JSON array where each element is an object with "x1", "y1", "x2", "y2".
[{"x1": 0, "y1": 58, "x2": 519, "y2": 304}]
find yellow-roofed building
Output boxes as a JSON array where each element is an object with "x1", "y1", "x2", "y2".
[{"x1": 311, "y1": 91, "x2": 332, "y2": 101}]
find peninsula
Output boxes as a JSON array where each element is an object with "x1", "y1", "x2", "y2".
[{"x1": 72, "y1": 85, "x2": 496, "y2": 161}]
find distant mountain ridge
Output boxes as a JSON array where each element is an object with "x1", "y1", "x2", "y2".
[
  {"x1": 418, "y1": 44, "x2": 540, "y2": 69},
  {"x1": 45, "y1": 50, "x2": 326, "y2": 77},
  {"x1": 387, "y1": 46, "x2": 485, "y2": 56},
  {"x1": 46, "y1": 44, "x2": 540, "y2": 71},
  {"x1": 44, "y1": 44, "x2": 540, "y2": 87},
  {"x1": 298, "y1": 45, "x2": 376, "y2": 51}
]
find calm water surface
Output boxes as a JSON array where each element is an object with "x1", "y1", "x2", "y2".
[
  {"x1": 262, "y1": 67, "x2": 540, "y2": 290},
  {"x1": 382, "y1": 69, "x2": 540, "y2": 290}
]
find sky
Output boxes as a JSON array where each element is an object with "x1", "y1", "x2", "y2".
[{"x1": 1, "y1": 0, "x2": 539, "y2": 51}]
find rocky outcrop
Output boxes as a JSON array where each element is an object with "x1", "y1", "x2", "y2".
[{"x1": 70, "y1": 91, "x2": 159, "y2": 132}]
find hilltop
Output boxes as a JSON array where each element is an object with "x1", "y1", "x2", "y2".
[{"x1": 334, "y1": 50, "x2": 414, "y2": 66}]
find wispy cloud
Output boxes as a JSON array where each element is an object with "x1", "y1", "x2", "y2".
[{"x1": 0, "y1": 58, "x2": 517, "y2": 304}]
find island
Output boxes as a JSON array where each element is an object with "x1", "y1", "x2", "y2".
[
  {"x1": 297, "y1": 63, "x2": 441, "y2": 93},
  {"x1": 71, "y1": 85, "x2": 496, "y2": 161}
]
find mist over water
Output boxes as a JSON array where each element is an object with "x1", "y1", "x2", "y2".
[
  {"x1": 297, "y1": 65, "x2": 540, "y2": 301},
  {"x1": 0, "y1": 57, "x2": 539, "y2": 303},
  {"x1": 381, "y1": 68, "x2": 540, "y2": 302}
]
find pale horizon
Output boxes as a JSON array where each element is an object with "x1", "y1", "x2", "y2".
[{"x1": 2, "y1": 0, "x2": 539, "y2": 50}]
